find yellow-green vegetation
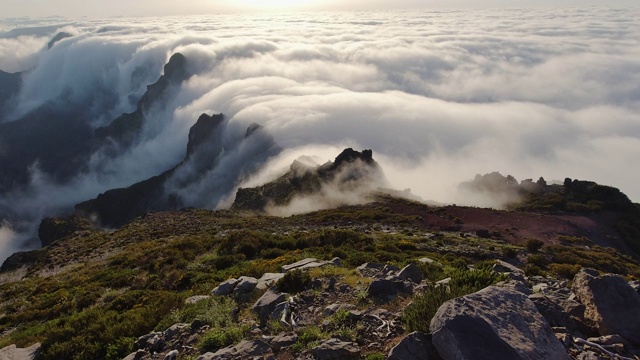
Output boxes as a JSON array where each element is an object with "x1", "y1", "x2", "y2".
[
  {"x1": 0, "y1": 197, "x2": 639, "y2": 359},
  {"x1": 403, "y1": 267, "x2": 508, "y2": 333}
]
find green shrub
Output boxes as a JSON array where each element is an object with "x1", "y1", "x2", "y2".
[
  {"x1": 524, "y1": 264, "x2": 544, "y2": 276},
  {"x1": 156, "y1": 296, "x2": 236, "y2": 331},
  {"x1": 199, "y1": 326, "x2": 247, "y2": 352},
  {"x1": 276, "y1": 269, "x2": 311, "y2": 293},
  {"x1": 549, "y1": 263, "x2": 581, "y2": 279},
  {"x1": 502, "y1": 247, "x2": 517, "y2": 258},
  {"x1": 365, "y1": 353, "x2": 385, "y2": 360},
  {"x1": 404, "y1": 268, "x2": 507, "y2": 333},
  {"x1": 527, "y1": 254, "x2": 549, "y2": 268},
  {"x1": 525, "y1": 239, "x2": 544, "y2": 252}
]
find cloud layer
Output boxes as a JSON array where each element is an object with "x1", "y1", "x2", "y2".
[{"x1": 0, "y1": 7, "x2": 639, "y2": 261}]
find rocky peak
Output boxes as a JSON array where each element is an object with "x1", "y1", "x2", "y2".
[
  {"x1": 163, "y1": 53, "x2": 188, "y2": 83},
  {"x1": 186, "y1": 113, "x2": 225, "y2": 158}
]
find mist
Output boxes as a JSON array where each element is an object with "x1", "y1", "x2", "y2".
[{"x1": 1, "y1": 7, "x2": 639, "y2": 262}]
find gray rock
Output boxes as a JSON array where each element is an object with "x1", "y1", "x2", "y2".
[
  {"x1": 311, "y1": 338, "x2": 360, "y2": 360},
  {"x1": 418, "y1": 257, "x2": 439, "y2": 265},
  {"x1": 164, "y1": 350, "x2": 179, "y2": 360},
  {"x1": 576, "y1": 351, "x2": 604, "y2": 360},
  {"x1": 497, "y1": 280, "x2": 532, "y2": 295},
  {"x1": 435, "y1": 277, "x2": 451, "y2": 286},
  {"x1": 232, "y1": 276, "x2": 258, "y2": 297},
  {"x1": 323, "y1": 303, "x2": 356, "y2": 317},
  {"x1": 430, "y1": 286, "x2": 569, "y2": 360},
  {"x1": 282, "y1": 258, "x2": 337, "y2": 272},
  {"x1": 397, "y1": 263, "x2": 423, "y2": 284},
  {"x1": 164, "y1": 323, "x2": 190, "y2": 341},
  {"x1": 493, "y1": 260, "x2": 523, "y2": 274},
  {"x1": 532, "y1": 283, "x2": 550, "y2": 294},
  {"x1": 0, "y1": 343, "x2": 40, "y2": 360},
  {"x1": 270, "y1": 333, "x2": 298, "y2": 350},
  {"x1": 147, "y1": 334, "x2": 165, "y2": 352},
  {"x1": 212, "y1": 278, "x2": 238, "y2": 296},
  {"x1": 529, "y1": 294, "x2": 577, "y2": 333},
  {"x1": 135, "y1": 332, "x2": 159, "y2": 350},
  {"x1": 572, "y1": 268, "x2": 640, "y2": 346},
  {"x1": 257, "y1": 272, "x2": 285, "y2": 290},
  {"x1": 387, "y1": 331, "x2": 434, "y2": 360},
  {"x1": 367, "y1": 279, "x2": 402, "y2": 297},
  {"x1": 123, "y1": 350, "x2": 146, "y2": 360},
  {"x1": 252, "y1": 289, "x2": 286, "y2": 325},
  {"x1": 197, "y1": 339, "x2": 271, "y2": 360},
  {"x1": 629, "y1": 280, "x2": 640, "y2": 294},
  {"x1": 185, "y1": 295, "x2": 210, "y2": 304}
]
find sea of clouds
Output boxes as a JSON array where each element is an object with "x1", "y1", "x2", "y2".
[{"x1": 0, "y1": 7, "x2": 639, "y2": 261}]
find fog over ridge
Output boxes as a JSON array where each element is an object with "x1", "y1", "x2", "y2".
[{"x1": 0, "y1": 7, "x2": 639, "y2": 261}]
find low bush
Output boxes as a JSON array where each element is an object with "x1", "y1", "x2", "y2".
[{"x1": 276, "y1": 269, "x2": 312, "y2": 293}]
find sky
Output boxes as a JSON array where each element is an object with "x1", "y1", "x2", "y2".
[
  {"x1": 2, "y1": 0, "x2": 638, "y2": 18},
  {"x1": 0, "y1": 5, "x2": 639, "y2": 261}
]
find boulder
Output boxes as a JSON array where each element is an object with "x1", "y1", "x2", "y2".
[
  {"x1": 356, "y1": 262, "x2": 384, "y2": 277},
  {"x1": 387, "y1": 331, "x2": 435, "y2": 360},
  {"x1": 164, "y1": 323, "x2": 190, "y2": 340},
  {"x1": 257, "y1": 273, "x2": 285, "y2": 290},
  {"x1": 252, "y1": 289, "x2": 286, "y2": 325},
  {"x1": 492, "y1": 260, "x2": 523, "y2": 274},
  {"x1": 572, "y1": 268, "x2": 640, "y2": 345},
  {"x1": 311, "y1": 338, "x2": 360, "y2": 360},
  {"x1": 197, "y1": 339, "x2": 271, "y2": 360},
  {"x1": 529, "y1": 294, "x2": 577, "y2": 333},
  {"x1": 123, "y1": 350, "x2": 146, "y2": 360},
  {"x1": 232, "y1": 276, "x2": 258, "y2": 297},
  {"x1": 270, "y1": 333, "x2": 298, "y2": 350},
  {"x1": 367, "y1": 279, "x2": 401, "y2": 297},
  {"x1": 430, "y1": 286, "x2": 569, "y2": 360},
  {"x1": 397, "y1": 263, "x2": 423, "y2": 284},
  {"x1": 0, "y1": 343, "x2": 40, "y2": 360},
  {"x1": 164, "y1": 350, "x2": 179, "y2": 360},
  {"x1": 211, "y1": 278, "x2": 238, "y2": 296}
]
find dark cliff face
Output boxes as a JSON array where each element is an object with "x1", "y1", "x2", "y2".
[
  {"x1": 232, "y1": 148, "x2": 385, "y2": 212},
  {"x1": 94, "y1": 53, "x2": 190, "y2": 149},
  {"x1": 74, "y1": 114, "x2": 278, "y2": 229}
]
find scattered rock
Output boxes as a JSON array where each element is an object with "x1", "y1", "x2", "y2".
[
  {"x1": 0, "y1": 343, "x2": 40, "y2": 360},
  {"x1": 387, "y1": 331, "x2": 435, "y2": 360},
  {"x1": 397, "y1": 263, "x2": 423, "y2": 284},
  {"x1": 198, "y1": 339, "x2": 271, "y2": 360},
  {"x1": 252, "y1": 289, "x2": 286, "y2": 325},
  {"x1": 430, "y1": 286, "x2": 569, "y2": 360},
  {"x1": 492, "y1": 260, "x2": 523, "y2": 274},
  {"x1": 311, "y1": 338, "x2": 360, "y2": 360},
  {"x1": 282, "y1": 258, "x2": 339, "y2": 272},
  {"x1": 323, "y1": 303, "x2": 356, "y2": 317},
  {"x1": 164, "y1": 350, "x2": 179, "y2": 360},
  {"x1": 572, "y1": 268, "x2": 640, "y2": 345},
  {"x1": 211, "y1": 278, "x2": 238, "y2": 296},
  {"x1": 232, "y1": 276, "x2": 258, "y2": 297},
  {"x1": 270, "y1": 333, "x2": 298, "y2": 350},
  {"x1": 257, "y1": 273, "x2": 285, "y2": 290},
  {"x1": 529, "y1": 293, "x2": 578, "y2": 333}
]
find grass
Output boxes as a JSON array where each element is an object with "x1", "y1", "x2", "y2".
[{"x1": 0, "y1": 196, "x2": 639, "y2": 359}]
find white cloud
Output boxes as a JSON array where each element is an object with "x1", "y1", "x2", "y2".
[{"x1": 0, "y1": 7, "x2": 639, "y2": 258}]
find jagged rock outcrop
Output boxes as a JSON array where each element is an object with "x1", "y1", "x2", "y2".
[
  {"x1": 76, "y1": 113, "x2": 276, "y2": 227},
  {"x1": 571, "y1": 268, "x2": 640, "y2": 346},
  {"x1": 232, "y1": 148, "x2": 386, "y2": 211},
  {"x1": 430, "y1": 286, "x2": 569, "y2": 360},
  {"x1": 95, "y1": 53, "x2": 189, "y2": 148}
]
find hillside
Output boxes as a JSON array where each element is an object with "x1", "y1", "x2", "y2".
[{"x1": 1, "y1": 189, "x2": 640, "y2": 359}]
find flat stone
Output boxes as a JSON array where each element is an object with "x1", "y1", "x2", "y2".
[
  {"x1": 0, "y1": 343, "x2": 41, "y2": 360},
  {"x1": 257, "y1": 273, "x2": 285, "y2": 290},
  {"x1": 311, "y1": 338, "x2": 360, "y2": 360}
]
